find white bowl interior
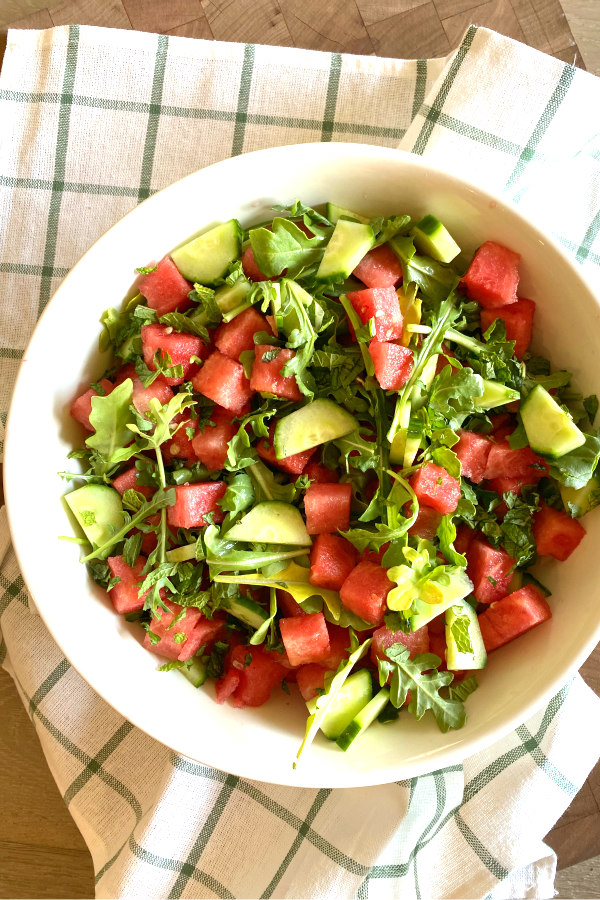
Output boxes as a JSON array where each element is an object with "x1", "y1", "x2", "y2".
[{"x1": 5, "y1": 144, "x2": 600, "y2": 787}]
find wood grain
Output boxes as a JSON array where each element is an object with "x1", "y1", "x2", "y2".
[
  {"x1": 122, "y1": 0, "x2": 205, "y2": 34},
  {"x1": 48, "y1": 0, "x2": 131, "y2": 29}
]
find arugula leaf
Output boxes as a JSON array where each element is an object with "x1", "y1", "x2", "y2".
[
  {"x1": 549, "y1": 432, "x2": 600, "y2": 489},
  {"x1": 135, "y1": 349, "x2": 184, "y2": 387},
  {"x1": 81, "y1": 487, "x2": 176, "y2": 562},
  {"x1": 249, "y1": 586, "x2": 277, "y2": 646},
  {"x1": 189, "y1": 283, "x2": 220, "y2": 326},
  {"x1": 205, "y1": 526, "x2": 306, "y2": 574},
  {"x1": 369, "y1": 214, "x2": 411, "y2": 248},
  {"x1": 448, "y1": 675, "x2": 479, "y2": 702},
  {"x1": 584, "y1": 395, "x2": 599, "y2": 426},
  {"x1": 389, "y1": 235, "x2": 460, "y2": 304},
  {"x1": 250, "y1": 218, "x2": 325, "y2": 278},
  {"x1": 248, "y1": 461, "x2": 296, "y2": 504},
  {"x1": 436, "y1": 515, "x2": 467, "y2": 567},
  {"x1": 220, "y1": 473, "x2": 254, "y2": 523},
  {"x1": 377, "y1": 644, "x2": 466, "y2": 732},
  {"x1": 127, "y1": 393, "x2": 195, "y2": 452},
  {"x1": 334, "y1": 428, "x2": 378, "y2": 473},
  {"x1": 86, "y1": 379, "x2": 135, "y2": 474},
  {"x1": 295, "y1": 637, "x2": 372, "y2": 766},
  {"x1": 428, "y1": 365, "x2": 484, "y2": 430}
]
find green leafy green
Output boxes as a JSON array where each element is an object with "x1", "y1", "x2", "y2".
[
  {"x1": 389, "y1": 236, "x2": 460, "y2": 304},
  {"x1": 158, "y1": 311, "x2": 209, "y2": 341},
  {"x1": 86, "y1": 379, "x2": 135, "y2": 474},
  {"x1": 449, "y1": 611, "x2": 474, "y2": 654},
  {"x1": 81, "y1": 488, "x2": 175, "y2": 562},
  {"x1": 549, "y1": 433, "x2": 600, "y2": 489},
  {"x1": 448, "y1": 675, "x2": 479, "y2": 702},
  {"x1": 136, "y1": 263, "x2": 158, "y2": 275},
  {"x1": 250, "y1": 218, "x2": 326, "y2": 278}
]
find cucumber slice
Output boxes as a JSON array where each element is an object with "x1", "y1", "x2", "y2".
[
  {"x1": 412, "y1": 214, "x2": 460, "y2": 264},
  {"x1": 521, "y1": 384, "x2": 586, "y2": 458},
  {"x1": 274, "y1": 399, "x2": 357, "y2": 459},
  {"x1": 389, "y1": 402, "x2": 411, "y2": 465},
  {"x1": 181, "y1": 657, "x2": 208, "y2": 688},
  {"x1": 445, "y1": 599, "x2": 487, "y2": 671},
  {"x1": 166, "y1": 542, "x2": 200, "y2": 563},
  {"x1": 64, "y1": 484, "x2": 124, "y2": 551},
  {"x1": 326, "y1": 203, "x2": 369, "y2": 225},
  {"x1": 316, "y1": 220, "x2": 374, "y2": 283},
  {"x1": 472, "y1": 379, "x2": 520, "y2": 410},
  {"x1": 560, "y1": 475, "x2": 600, "y2": 517},
  {"x1": 171, "y1": 220, "x2": 242, "y2": 285},
  {"x1": 336, "y1": 687, "x2": 390, "y2": 751},
  {"x1": 306, "y1": 668, "x2": 373, "y2": 739},
  {"x1": 225, "y1": 501, "x2": 311, "y2": 545},
  {"x1": 215, "y1": 277, "x2": 253, "y2": 322},
  {"x1": 221, "y1": 594, "x2": 269, "y2": 629}
]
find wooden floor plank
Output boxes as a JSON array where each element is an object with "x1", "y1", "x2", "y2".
[
  {"x1": 48, "y1": 0, "x2": 132, "y2": 29},
  {"x1": 279, "y1": 0, "x2": 375, "y2": 54},
  {"x1": 441, "y1": 0, "x2": 527, "y2": 49},
  {"x1": 165, "y1": 16, "x2": 214, "y2": 40},
  {"x1": 533, "y1": 0, "x2": 577, "y2": 51},
  {"x1": 355, "y1": 0, "x2": 430, "y2": 28},
  {"x1": 367, "y1": 0, "x2": 451, "y2": 58},
  {"x1": 510, "y1": 0, "x2": 554, "y2": 52},
  {"x1": 0, "y1": 841, "x2": 94, "y2": 900},
  {"x1": 122, "y1": 0, "x2": 205, "y2": 34},
  {"x1": 201, "y1": 0, "x2": 294, "y2": 46}
]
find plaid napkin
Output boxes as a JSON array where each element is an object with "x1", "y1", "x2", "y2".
[{"x1": 2, "y1": 23, "x2": 600, "y2": 900}]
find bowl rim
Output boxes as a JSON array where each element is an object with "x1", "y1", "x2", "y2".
[{"x1": 4, "y1": 141, "x2": 600, "y2": 787}]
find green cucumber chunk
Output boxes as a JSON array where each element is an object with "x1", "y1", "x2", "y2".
[
  {"x1": 326, "y1": 203, "x2": 369, "y2": 225},
  {"x1": 221, "y1": 594, "x2": 269, "y2": 630},
  {"x1": 306, "y1": 668, "x2": 373, "y2": 739},
  {"x1": 412, "y1": 214, "x2": 460, "y2": 264},
  {"x1": 316, "y1": 219, "x2": 375, "y2": 283},
  {"x1": 521, "y1": 384, "x2": 586, "y2": 458},
  {"x1": 445, "y1": 599, "x2": 487, "y2": 671},
  {"x1": 181, "y1": 657, "x2": 208, "y2": 688},
  {"x1": 560, "y1": 475, "x2": 600, "y2": 517},
  {"x1": 64, "y1": 484, "x2": 124, "y2": 551},
  {"x1": 215, "y1": 277, "x2": 253, "y2": 322},
  {"x1": 274, "y1": 399, "x2": 357, "y2": 459},
  {"x1": 225, "y1": 501, "x2": 311, "y2": 545},
  {"x1": 171, "y1": 219, "x2": 242, "y2": 285},
  {"x1": 472, "y1": 379, "x2": 520, "y2": 410},
  {"x1": 336, "y1": 687, "x2": 390, "y2": 751},
  {"x1": 166, "y1": 542, "x2": 200, "y2": 563}
]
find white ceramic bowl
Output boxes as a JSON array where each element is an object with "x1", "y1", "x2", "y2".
[{"x1": 5, "y1": 144, "x2": 600, "y2": 788}]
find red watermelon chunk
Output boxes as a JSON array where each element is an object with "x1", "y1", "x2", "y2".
[
  {"x1": 115, "y1": 364, "x2": 174, "y2": 415},
  {"x1": 532, "y1": 503, "x2": 585, "y2": 561},
  {"x1": 139, "y1": 257, "x2": 193, "y2": 317},
  {"x1": 309, "y1": 533, "x2": 357, "y2": 591},
  {"x1": 466, "y1": 537, "x2": 516, "y2": 604},
  {"x1": 340, "y1": 561, "x2": 393, "y2": 626},
  {"x1": 107, "y1": 555, "x2": 148, "y2": 615},
  {"x1": 454, "y1": 524, "x2": 474, "y2": 556},
  {"x1": 241, "y1": 245, "x2": 270, "y2": 282},
  {"x1": 296, "y1": 664, "x2": 328, "y2": 701},
  {"x1": 454, "y1": 430, "x2": 493, "y2": 484},
  {"x1": 167, "y1": 482, "x2": 226, "y2": 529},
  {"x1": 488, "y1": 474, "x2": 529, "y2": 502},
  {"x1": 480, "y1": 298, "x2": 535, "y2": 358},
  {"x1": 250, "y1": 345, "x2": 303, "y2": 401},
  {"x1": 483, "y1": 442, "x2": 548, "y2": 483},
  {"x1": 371, "y1": 624, "x2": 430, "y2": 668},
  {"x1": 410, "y1": 463, "x2": 461, "y2": 515},
  {"x1": 221, "y1": 644, "x2": 289, "y2": 708},
  {"x1": 192, "y1": 413, "x2": 237, "y2": 472},
  {"x1": 182, "y1": 613, "x2": 227, "y2": 660},
  {"x1": 143, "y1": 600, "x2": 204, "y2": 661},
  {"x1": 428, "y1": 630, "x2": 447, "y2": 669},
  {"x1": 477, "y1": 585, "x2": 551, "y2": 652},
  {"x1": 305, "y1": 482, "x2": 353, "y2": 534},
  {"x1": 70, "y1": 378, "x2": 114, "y2": 431},
  {"x1": 346, "y1": 286, "x2": 404, "y2": 342},
  {"x1": 353, "y1": 244, "x2": 403, "y2": 288},
  {"x1": 407, "y1": 504, "x2": 441, "y2": 541},
  {"x1": 303, "y1": 460, "x2": 339, "y2": 484},
  {"x1": 215, "y1": 668, "x2": 240, "y2": 704},
  {"x1": 161, "y1": 414, "x2": 198, "y2": 465},
  {"x1": 112, "y1": 465, "x2": 154, "y2": 499},
  {"x1": 141, "y1": 324, "x2": 205, "y2": 386},
  {"x1": 215, "y1": 306, "x2": 273, "y2": 361},
  {"x1": 257, "y1": 423, "x2": 315, "y2": 474},
  {"x1": 192, "y1": 350, "x2": 254, "y2": 414},
  {"x1": 462, "y1": 241, "x2": 520, "y2": 309},
  {"x1": 280, "y1": 611, "x2": 331, "y2": 667},
  {"x1": 277, "y1": 589, "x2": 306, "y2": 618},
  {"x1": 369, "y1": 341, "x2": 414, "y2": 390},
  {"x1": 321, "y1": 625, "x2": 352, "y2": 669}
]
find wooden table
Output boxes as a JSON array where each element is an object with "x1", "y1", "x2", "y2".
[{"x1": 0, "y1": 1, "x2": 598, "y2": 898}]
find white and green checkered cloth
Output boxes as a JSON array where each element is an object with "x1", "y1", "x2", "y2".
[{"x1": 1, "y1": 24, "x2": 600, "y2": 900}]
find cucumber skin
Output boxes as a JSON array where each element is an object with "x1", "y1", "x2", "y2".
[
  {"x1": 273, "y1": 399, "x2": 357, "y2": 459},
  {"x1": 445, "y1": 602, "x2": 487, "y2": 671},
  {"x1": 315, "y1": 220, "x2": 375, "y2": 284},
  {"x1": 307, "y1": 669, "x2": 373, "y2": 740},
  {"x1": 521, "y1": 384, "x2": 585, "y2": 459},
  {"x1": 171, "y1": 220, "x2": 242, "y2": 285},
  {"x1": 336, "y1": 687, "x2": 391, "y2": 751}
]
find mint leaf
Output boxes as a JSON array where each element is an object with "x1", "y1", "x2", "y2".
[
  {"x1": 159, "y1": 311, "x2": 209, "y2": 341},
  {"x1": 449, "y1": 611, "x2": 473, "y2": 654}
]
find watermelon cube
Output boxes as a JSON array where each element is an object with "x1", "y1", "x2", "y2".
[
  {"x1": 454, "y1": 430, "x2": 493, "y2": 483},
  {"x1": 303, "y1": 460, "x2": 339, "y2": 484},
  {"x1": 216, "y1": 668, "x2": 241, "y2": 704},
  {"x1": 112, "y1": 465, "x2": 154, "y2": 499},
  {"x1": 477, "y1": 585, "x2": 552, "y2": 653},
  {"x1": 70, "y1": 379, "x2": 113, "y2": 431},
  {"x1": 410, "y1": 463, "x2": 461, "y2": 515},
  {"x1": 369, "y1": 341, "x2": 414, "y2": 390},
  {"x1": 532, "y1": 504, "x2": 585, "y2": 561},
  {"x1": 167, "y1": 482, "x2": 226, "y2": 529},
  {"x1": 192, "y1": 412, "x2": 237, "y2": 472},
  {"x1": 340, "y1": 561, "x2": 393, "y2": 625},
  {"x1": 353, "y1": 244, "x2": 403, "y2": 288},
  {"x1": 309, "y1": 534, "x2": 357, "y2": 591},
  {"x1": 296, "y1": 664, "x2": 328, "y2": 701},
  {"x1": 257, "y1": 423, "x2": 315, "y2": 474},
  {"x1": 346, "y1": 286, "x2": 404, "y2": 342},
  {"x1": 480, "y1": 298, "x2": 535, "y2": 358},
  {"x1": 215, "y1": 306, "x2": 273, "y2": 361},
  {"x1": 138, "y1": 256, "x2": 192, "y2": 317},
  {"x1": 192, "y1": 350, "x2": 254, "y2": 414},
  {"x1": 161, "y1": 414, "x2": 198, "y2": 465},
  {"x1": 466, "y1": 537, "x2": 516, "y2": 604},
  {"x1": 462, "y1": 241, "x2": 520, "y2": 309},
  {"x1": 407, "y1": 504, "x2": 441, "y2": 541},
  {"x1": 321, "y1": 625, "x2": 352, "y2": 669},
  {"x1": 183, "y1": 613, "x2": 227, "y2": 660},
  {"x1": 371, "y1": 623, "x2": 430, "y2": 667},
  {"x1": 280, "y1": 612, "x2": 331, "y2": 667},
  {"x1": 141, "y1": 323, "x2": 205, "y2": 385},
  {"x1": 454, "y1": 524, "x2": 474, "y2": 556},
  {"x1": 305, "y1": 482, "x2": 353, "y2": 534},
  {"x1": 241, "y1": 245, "x2": 269, "y2": 282},
  {"x1": 143, "y1": 600, "x2": 204, "y2": 661},
  {"x1": 220, "y1": 644, "x2": 289, "y2": 708},
  {"x1": 483, "y1": 442, "x2": 548, "y2": 483},
  {"x1": 250, "y1": 345, "x2": 303, "y2": 401},
  {"x1": 277, "y1": 589, "x2": 306, "y2": 618},
  {"x1": 107, "y1": 555, "x2": 148, "y2": 615}
]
